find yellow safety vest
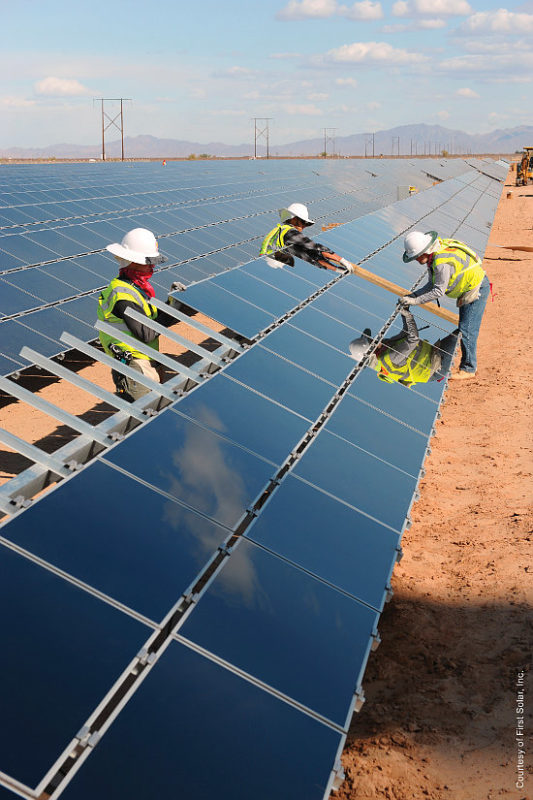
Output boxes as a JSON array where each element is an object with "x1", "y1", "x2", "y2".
[
  {"x1": 432, "y1": 238, "x2": 485, "y2": 299},
  {"x1": 259, "y1": 224, "x2": 293, "y2": 256},
  {"x1": 97, "y1": 278, "x2": 158, "y2": 361},
  {"x1": 376, "y1": 338, "x2": 434, "y2": 387}
]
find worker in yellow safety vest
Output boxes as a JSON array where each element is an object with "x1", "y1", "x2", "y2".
[
  {"x1": 260, "y1": 202, "x2": 355, "y2": 274},
  {"x1": 400, "y1": 231, "x2": 490, "y2": 380},
  {"x1": 348, "y1": 307, "x2": 460, "y2": 387},
  {"x1": 98, "y1": 228, "x2": 174, "y2": 401}
]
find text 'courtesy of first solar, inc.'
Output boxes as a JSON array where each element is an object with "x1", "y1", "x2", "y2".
[{"x1": 0, "y1": 158, "x2": 506, "y2": 799}]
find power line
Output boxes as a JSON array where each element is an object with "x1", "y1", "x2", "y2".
[
  {"x1": 252, "y1": 118, "x2": 272, "y2": 159},
  {"x1": 94, "y1": 98, "x2": 132, "y2": 162}
]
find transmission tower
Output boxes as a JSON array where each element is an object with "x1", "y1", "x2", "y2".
[
  {"x1": 323, "y1": 128, "x2": 337, "y2": 157},
  {"x1": 95, "y1": 98, "x2": 131, "y2": 161},
  {"x1": 364, "y1": 132, "x2": 375, "y2": 158},
  {"x1": 252, "y1": 118, "x2": 272, "y2": 159}
]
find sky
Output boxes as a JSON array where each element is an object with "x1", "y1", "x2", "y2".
[{"x1": 1, "y1": 0, "x2": 532, "y2": 148}]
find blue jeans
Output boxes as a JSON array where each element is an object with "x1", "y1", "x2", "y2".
[
  {"x1": 458, "y1": 275, "x2": 490, "y2": 373},
  {"x1": 429, "y1": 332, "x2": 459, "y2": 381}
]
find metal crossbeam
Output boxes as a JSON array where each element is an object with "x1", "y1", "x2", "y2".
[
  {"x1": 0, "y1": 427, "x2": 74, "y2": 479},
  {"x1": 151, "y1": 298, "x2": 245, "y2": 352},
  {"x1": 123, "y1": 308, "x2": 224, "y2": 367},
  {"x1": 0, "y1": 376, "x2": 112, "y2": 446},
  {"x1": 94, "y1": 321, "x2": 205, "y2": 384},
  {"x1": 59, "y1": 333, "x2": 178, "y2": 402},
  {"x1": 20, "y1": 346, "x2": 147, "y2": 422}
]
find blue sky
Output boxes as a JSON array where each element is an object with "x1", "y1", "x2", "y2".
[{"x1": 2, "y1": 0, "x2": 532, "y2": 148}]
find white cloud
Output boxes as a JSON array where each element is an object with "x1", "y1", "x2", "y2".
[
  {"x1": 336, "y1": 77, "x2": 358, "y2": 86},
  {"x1": 439, "y1": 51, "x2": 533, "y2": 78},
  {"x1": 367, "y1": 100, "x2": 381, "y2": 109},
  {"x1": 277, "y1": 0, "x2": 337, "y2": 19},
  {"x1": 460, "y1": 9, "x2": 533, "y2": 33},
  {"x1": 210, "y1": 109, "x2": 247, "y2": 116},
  {"x1": 382, "y1": 22, "x2": 408, "y2": 30},
  {"x1": 456, "y1": 87, "x2": 479, "y2": 97},
  {"x1": 418, "y1": 18, "x2": 446, "y2": 28},
  {"x1": 283, "y1": 102, "x2": 323, "y2": 115},
  {"x1": 0, "y1": 96, "x2": 36, "y2": 108},
  {"x1": 392, "y1": 0, "x2": 409, "y2": 15},
  {"x1": 339, "y1": 1, "x2": 383, "y2": 19},
  {"x1": 34, "y1": 77, "x2": 95, "y2": 97},
  {"x1": 437, "y1": 110, "x2": 450, "y2": 119},
  {"x1": 393, "y1": 0, "x2": 470, "y2": 16},
  {"x1": 328, "y1": 41, "x2": 427, "y2": 64},
  {"x1": 308, "y1": 92, "x2": 329, "y2": 100}
]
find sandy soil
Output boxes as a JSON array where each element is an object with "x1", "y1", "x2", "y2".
[{"x1": 337, "y1": 176, "x2": 532, "y2": 798}]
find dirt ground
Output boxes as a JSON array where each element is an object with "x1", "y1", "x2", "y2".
[{"x1": 337, "y1": 176, "x2": 532, "y2": 798}]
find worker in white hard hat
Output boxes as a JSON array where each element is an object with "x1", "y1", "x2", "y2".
[
  {"x1": 259, "y1": 202, "x2": 355, "y2": 274},
  {"x1": 348, "y1": 306, "x2": 460, "y2": 388},
  {"x1": 399, "y1": 230, "x2": 490, "y2": 380},
  {"x1": 97, "y1": 228, "x2": 174, "y2": 402}
]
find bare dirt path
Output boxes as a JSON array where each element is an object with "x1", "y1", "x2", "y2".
[{"x1": 337, "y1": 175, "x2": 532, "y2": 799}]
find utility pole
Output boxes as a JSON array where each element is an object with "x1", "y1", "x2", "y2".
[
  {"x1": 323, "y1": 128, "x2": 337, "y2": 157},
  {"x1": 95, "y1": 98, "x2": 131, "y2": 161},
  {"x1": 392, "y1": 136, "x2": 400, "y2": 156},
  {"x1": 252, "y1": 118, "x2": 272, "y2": 159},
  {"x1": 364, "y1": 132, "x2": 375, "y2": 158}
]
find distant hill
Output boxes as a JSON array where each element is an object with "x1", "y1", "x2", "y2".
[{"x1": 1, "y1": 124, "x2": 531, "y2": 160}]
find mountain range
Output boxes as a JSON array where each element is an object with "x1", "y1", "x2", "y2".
[{"x1": 1, "y1": 123, "x2": 530, "y2": 160}]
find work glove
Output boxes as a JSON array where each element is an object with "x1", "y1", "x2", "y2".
[
  {"x1": 339, "y1": 257, "x2": 354, "y2": 274},
  {"x1": 399, "y1": 295, "x2": 415, "y2": 308}
]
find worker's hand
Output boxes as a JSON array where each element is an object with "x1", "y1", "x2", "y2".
[
  {"x1": 399, "y1": 295, "x2": 415, "y2": 308},
  {"x1": 399, "y1": 305, "x2": 414, "y2": 318},
  {"x1": 339, "y1": 257, "x2": 355, "y2": 274}
]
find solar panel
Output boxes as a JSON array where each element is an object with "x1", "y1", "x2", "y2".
[{"x1": 56, "y1": 640, "x2": 344, "y2": 800}]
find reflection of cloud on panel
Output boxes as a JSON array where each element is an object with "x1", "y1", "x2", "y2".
[
  {"x1": 165, "y1": 423, "x2": 249, "y2": 528},
  {"x1": 162, "y1": 500, "x2": 227, "y2": 564},
  {"x1": 213, "y1": 546, "x2": 271, "y2": 611}
]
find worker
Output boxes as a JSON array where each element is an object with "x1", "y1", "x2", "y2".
[
  {"x1": 260, "y1": 202, "x2": 355, "y2": 274},
  {"x1": 98, "y1": 227, "x2": 174, "y2": 402},
  {"x1": 399, "y1": 230, "x2": 489, "y2": 380},
  {"x1": 348, "y1": 306, "x2": 459, "y2": 387}
]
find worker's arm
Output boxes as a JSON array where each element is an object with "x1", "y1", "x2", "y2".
[
  {"x1": 402, "y1": 262, "x2": 453, "y2": 305},
  {"x1": 113, "y1": 299, "x2": 159, "y2": 343},
  {"x1": 283, "y1": 229, "x2": 342, "y2": 271},
  {"x1": 385, "y1": 309, "x2": 420, "y2": 365}
]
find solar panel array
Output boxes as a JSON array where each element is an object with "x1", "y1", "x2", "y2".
[{"x1": 0, "y1": 157, "x2": 507, "y2": 799}]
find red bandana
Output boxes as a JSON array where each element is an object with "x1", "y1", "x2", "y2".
[{"x1": 119, "y1": 266, "x2": 155, "y2": 299}]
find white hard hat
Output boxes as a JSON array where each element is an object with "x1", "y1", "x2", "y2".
[
  {"x1": 348, "y1": 329, "x2": 373, "y2": 363},
  {"x1": 279, "y1": 202, "x2": 315, "y2": 226},
  {"x1": 106, "y1": 228, "x2": 167, "y2": 266},
  {"x1": 402, "y1": 230, "x2": 439, "y2": 263}
]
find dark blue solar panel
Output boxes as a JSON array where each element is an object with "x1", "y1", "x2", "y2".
[
  {"x1": 0, "y1": 278, "x2": 41, "y2": 315},
  {"x1": 175, "y1": 281, "x2": 276, "y2": 339},
  {"x1": 293, "y1": 429, "x2": 417, "y2": 531},
  {"x1": 0, "y1": 461, "x2": 231, "y2": 621},
  {"x1": 348, "y1": 366, "x2": 439, "y2": 434},
  {"x1": 4, "y1": 268, "x2": 78, "y2": 305},
  {"x1": 58, "y1": 640, "x2": 343, "y2": 800},
  {"x1": 290, "y1": 305, "x2": 366, "y2": 353},
  {"x1": 0, "y1": 544, "x2": 150, "y2": 787},
  {"x1": 212, "y1": 270, "x2": 300, "y2": 317},
  {"x1": 223, "y1": 345, "x2": 335, "y2": 420},
  {"x1": 173, "y1": 375, "x2": 309, "y2": 465},
  {"x1": 310, "y1": 292, "x2": 388, "y2": 331},
  {"x1": 260, "y1": 322, "x2": 354, "y2": 385},
  {"x1": 246, "y1": 475, "x2": 399, "y2": 610},
  {"x1": 103, "y1": 409, "x2": 275, "y2": 529},
  {"x1": 324, "y1": 393, "x2": 429, "y2": 476},
  {"x1": 179, "y1": 538, "x2": 378, "y2": 726},
  {"x1": 241, "y1": 258, "x2": 318, "y2": 301}
]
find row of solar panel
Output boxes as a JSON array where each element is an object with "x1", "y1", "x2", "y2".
[{"x1": 0, "y1": 171, "x2": 502, "y2": 378}]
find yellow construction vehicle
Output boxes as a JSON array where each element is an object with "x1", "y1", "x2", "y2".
[{"x1": 516, "y1": 147, "x2": 533, "y2": 186}]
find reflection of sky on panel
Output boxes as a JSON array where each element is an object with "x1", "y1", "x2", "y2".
[
  {"x1": 172, "y1": 375, "x2": 310, "y2": 465},
  {"x1": 105, "y1": 411, "x2": 274, "y2": 530},
  {"x1": 180, "y1": 539, "x2": 378, "y2": 726},
  {"x1": 57, "y1": 640, "x2": 342, "y2": 800}
]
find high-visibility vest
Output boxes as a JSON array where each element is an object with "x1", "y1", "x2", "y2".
[
  {"x1": 97, "y1": 278, "x2": 158, "y2": 360},
  {"x1": 431, "y1": 238, "x2": 485, "y2": 299},
  {"x1": 376, "y1": 338, "x2": 434, "y2": 387},
  {"x1": 259, "y1": 224, "x2": 293, "y2": 256}
]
